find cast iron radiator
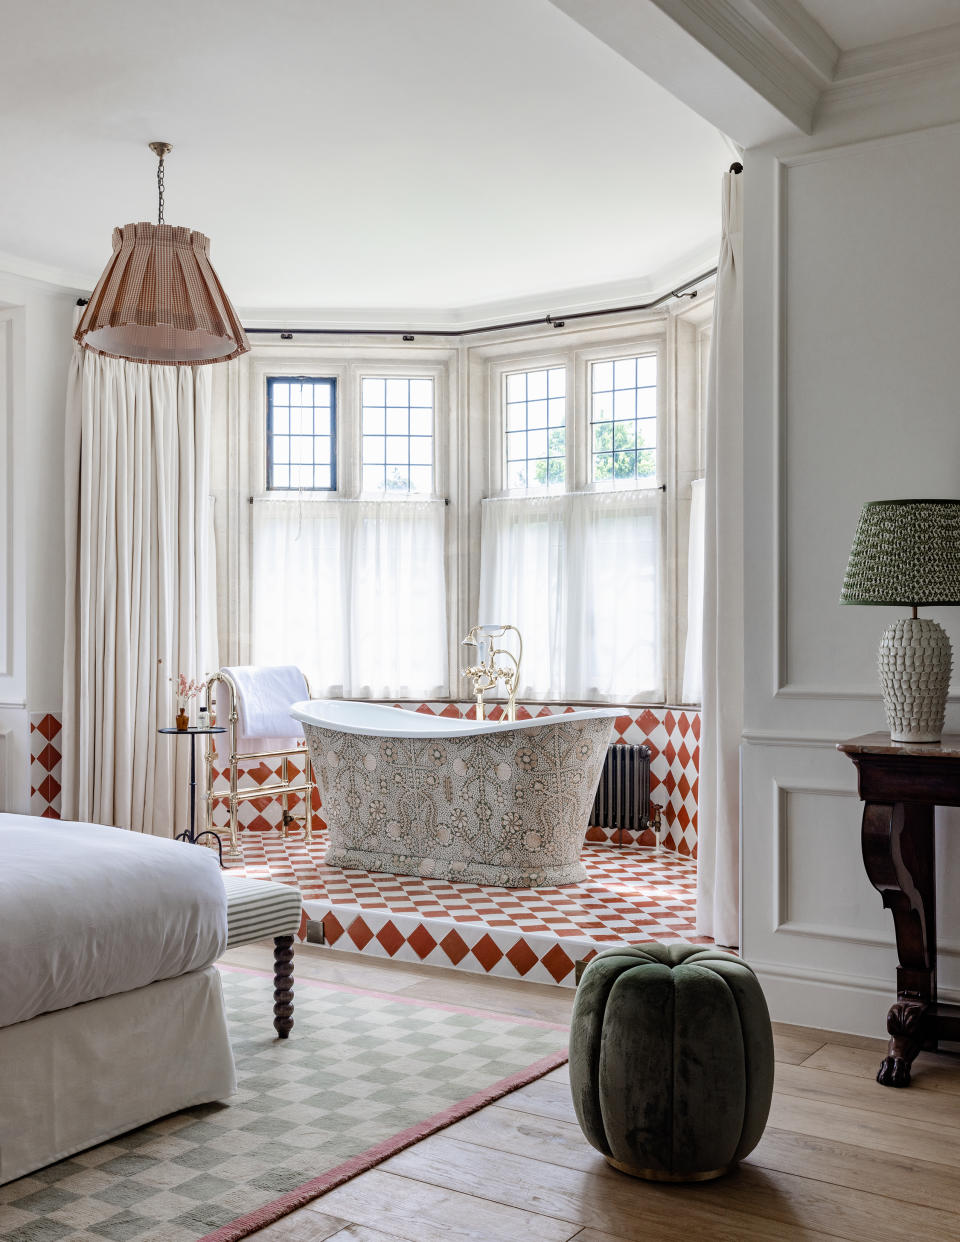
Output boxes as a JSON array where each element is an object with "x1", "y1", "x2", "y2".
[{"x1": 590, "y1": 743, "x2": 651, "y2": 842}]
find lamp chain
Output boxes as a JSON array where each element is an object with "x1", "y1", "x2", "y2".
[{"x1": 157, "y1": 152, "x2": 165, "y2": 225}]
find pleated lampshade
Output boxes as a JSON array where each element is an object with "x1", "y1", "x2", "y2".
[{"x1": 75, "y1": 221, "x2": 249, "y2": 366}]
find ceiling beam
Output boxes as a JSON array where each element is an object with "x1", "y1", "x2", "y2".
[{"x1": 548, "y1": 0, "x2": 837, "y2": 146}]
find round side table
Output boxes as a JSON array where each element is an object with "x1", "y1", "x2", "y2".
[{"x1": 158, "y1": 726, "x2": 227, "y2": 866}]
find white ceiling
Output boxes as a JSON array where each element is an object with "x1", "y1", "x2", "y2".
[
  {"x1": 799, "y1": 0, "x2": 960, "y2": 51},
  {"x1": 0, "y1": 0, "x2": 731, "y2": 318}
]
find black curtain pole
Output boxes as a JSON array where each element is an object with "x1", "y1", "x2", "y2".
[{"x1": 241, "y1": 266, "x2": 719, "y2": 342}]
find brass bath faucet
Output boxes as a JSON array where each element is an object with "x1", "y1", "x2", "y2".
[{"x1": 461, "y1": 624, "x2": 523, "y2": 722}]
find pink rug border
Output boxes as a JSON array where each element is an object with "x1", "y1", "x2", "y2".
[{"x1": 200, "y1": 972, "x2": 569, "y2": 1242}]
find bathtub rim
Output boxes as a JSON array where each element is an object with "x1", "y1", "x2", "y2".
[{"x1": 290, "y1": 698, "x2": 621, "y2": 739}]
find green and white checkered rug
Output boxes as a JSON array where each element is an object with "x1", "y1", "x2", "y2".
[{"x1": 0, "y1": 966, "x2": 567, "y2": 1242}]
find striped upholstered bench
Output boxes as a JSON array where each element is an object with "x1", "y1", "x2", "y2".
[{"x1": 221, "y1": 875, "x2": 302, "y2": 1038}]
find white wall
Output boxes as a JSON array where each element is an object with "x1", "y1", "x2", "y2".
[
  {"x1": 741, "y1": 110, "x2": 960, "y2": 1033},
  {"x1": 0, "y1": 270, "x2": 77, "y2": 810}
]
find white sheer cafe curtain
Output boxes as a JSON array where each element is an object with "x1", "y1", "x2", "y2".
[
  {"x1": 251, "y1": 497, "x2": 448, "y2": 699},
  {"x1": 62, "y1": 345, "x2": 218, "y2": 836},
  {"x1": 697, "y1": 168, "x2": 743, "y2": 948},
  {"x1": 478, "y1": 490, "x2": 661, "y2": 702}
]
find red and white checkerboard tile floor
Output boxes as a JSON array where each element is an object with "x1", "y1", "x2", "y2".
[{"x1": 231, "y1": 824, "x2": 707, "y2": 988}]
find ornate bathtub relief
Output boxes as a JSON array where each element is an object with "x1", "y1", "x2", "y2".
[{"x1": 297, "y1": 706, "x2": 616, "y2": 888}]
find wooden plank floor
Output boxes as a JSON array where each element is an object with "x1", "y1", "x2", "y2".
[{"x1": 223, "y1": 942, "x2": 960, "y2": 1242}]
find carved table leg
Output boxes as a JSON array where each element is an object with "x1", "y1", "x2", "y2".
[
  {"x1": 861, "y1": 801, "x2": 936, "y2": 1087},
  {"x1": 273, "y1": 935, "x2": 294, "y2": 1039}
]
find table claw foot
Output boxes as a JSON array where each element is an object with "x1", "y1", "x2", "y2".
[
  {"x1": 877, "y1": 998, "x2": 927, "y2": 1089},
  {"x1": 876, "y1": 1054, "x2": 912, "y2": 1088}
]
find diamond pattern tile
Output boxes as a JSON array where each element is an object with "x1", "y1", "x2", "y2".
[
  {"x1": 30, "y1": 712, "x2": 63, "y2": 819},
  {"x1": 27, "y1": 702, "x2": 700, "y2": 860},
  {"x1": 232, "y1": 821, "x2": 705, "y2": 989}
]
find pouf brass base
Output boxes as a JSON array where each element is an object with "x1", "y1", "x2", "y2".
[{"x1": 605, "y1": 1156, "x2": 733, "y2": 1183}]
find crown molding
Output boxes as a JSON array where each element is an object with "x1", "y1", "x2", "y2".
[
  {"x1": 835, "y1": 19, "x2": 960, "y2": 84},
  {"x1": 238, "y1": 245, "x2": 719, "y2": 334},
  {"x1": 0, "y1": 250, "x2": 90, "y2": 297}
]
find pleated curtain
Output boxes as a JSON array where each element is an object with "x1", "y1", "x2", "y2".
[
  {"x1": 696, "y1": 169, "x2": 743, "y2": 948},
  {"x1": 62, "y1": 346, "x2": 217, "y2": 835}
]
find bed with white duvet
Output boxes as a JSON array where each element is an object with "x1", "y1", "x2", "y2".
[{"x1": 0, "y1": 815, "x2": 236, "y2": 1185}]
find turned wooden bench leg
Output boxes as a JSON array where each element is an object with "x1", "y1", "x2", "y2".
[{"x1": 273, "y1": 935, "x2": 294, "y2": 1038}]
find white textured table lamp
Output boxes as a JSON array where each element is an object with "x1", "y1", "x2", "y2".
[{"x1": 841, "y1": 499, "x2": 960, "y2": 743}]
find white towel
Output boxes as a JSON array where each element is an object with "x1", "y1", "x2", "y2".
[{"x1": 218, "y1": 665, "x2": 307, "y2": 746}]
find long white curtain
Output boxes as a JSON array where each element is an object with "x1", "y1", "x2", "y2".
[
  {"x1": 478, "y1": 490, "x2": 661, "y2": 702},
  {"x1": 682, "y1": 476, "x2": 705, "y2": 702},
  {"x1": 251, "y1": 497, "x2": 448, "y2": 699},
  {"x1": 62, "y1": 347, "x2": 217, "y2": 835},
  {"x1": 697, "y1": 169, "x2": 743, "y2": 947}
]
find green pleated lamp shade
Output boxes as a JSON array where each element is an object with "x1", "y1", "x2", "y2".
[{"x1": 841, "y1": 499, "x2": 960, "y2": 606}]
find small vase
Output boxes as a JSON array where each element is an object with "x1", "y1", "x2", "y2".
[{"x1": 175, "y1": 710, "x2": 190, "y2": 731}]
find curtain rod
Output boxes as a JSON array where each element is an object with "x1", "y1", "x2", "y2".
[{"x1": 240, "y1": 266, "x2": 719, "y2": 342}]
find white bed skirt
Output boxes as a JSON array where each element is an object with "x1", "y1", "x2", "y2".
[{"x1": 0, "y1": 966, "x2": 236, "y2": 1185}]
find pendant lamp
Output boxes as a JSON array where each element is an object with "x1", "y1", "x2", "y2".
[{"x1": 75, "y1": 142, "x2": 249, "y2": 365}]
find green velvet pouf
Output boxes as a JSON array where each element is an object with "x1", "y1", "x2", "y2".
[{"x1": 569, "y1": 943, "x2": 774, "y2": 1182}]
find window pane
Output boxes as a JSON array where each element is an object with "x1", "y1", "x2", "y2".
[
  {"x1": 527, "y1": 400, "x2": 548, "y2": 429},
  {"x1": 506, "y1": 372, "x2": 526, "y2": 402},
  {"x1": 409, "y1": 407, "x2": 432, "y2": 436},
  {"x1": 409, "y1": 437, "x2": 433, "y2": 465},
  {"x1": 267, "y1": 377, "x2": 337, "y2": 491},
  {"x1": 506, "y1": 405, "x2": 525, "y2": 432},
  {"x1": 527, "y1": 428, "x2": 548, "y2": 458},
  {"x1": 593, "y1": 392, "x2": 613, "y2": 421},
  {"x1": 613, "y1": 389, "x2": 636, "y2": 419},
  {"x1": 507, "y1": 462, "x2": 527, "y2": 489},
  {"x1": 615, "y1": 421, "x2": 636, "y2": 450},
  {"x1": 614, "y1": 358, "x2": 636, "y2": 389},
  {"x1": 593, "y1": 422, "x2": 613, "y2": 453},
  {"x1": 291, "y1": 436, "x2": 313, "y2": 464},
  {"x1": 362, "y1": 464, "x2": 384, "y2": 492},
  {"x1": 527, "y1": 370, "x2": 548, "y2": 400},
  {"x1": 360, "y1": 374, "x2": 434, "y2": 493},
  {"x1": 637, "y1": 355, "x2": 657, "y2": 387},
  {"x1": 506, "y1": 431, "x2": 526, "y2": 461},
  {"x1": 502, "y1": 365, "x2": 566, "y2": 492},
  {"x1": 385, "y1": 435, "x2": 408, "y2": 463},
  {"x1": 590, "y1": 355, "x2": 657, "y2": 487},
  {"x1": 363, "y1": 406, "x2": 385, "y2": 435},
  {"x1": 409, "y1": 465, "x2": 432, "y2": 493},
  {"x1": 290, "y1": 408, "x2": 312, "y2": 435},
  {"x1": 363, "y1": 435, "x2": 386, "y2": 464},
  {"x1": 637, "y1": 387, "x2": 657, "y2": 419},
  {"x1": 385, "y1": 407, "x2": 408, "y2": 436},
  {"x1": 592, "y1": 361, "x2": 613, "y2": 392}
]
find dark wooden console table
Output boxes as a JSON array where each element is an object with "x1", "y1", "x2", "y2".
[{"x1": 838, "y1": 732, "x2": 960, "y2": 1087}]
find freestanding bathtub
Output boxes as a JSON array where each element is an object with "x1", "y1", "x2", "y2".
[{"x1": 291, "y1": 700, "x2": 618, "y2": 888}]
